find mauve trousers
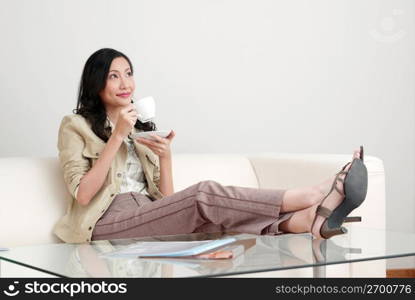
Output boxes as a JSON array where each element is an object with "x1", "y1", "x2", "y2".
[{"x1": 91, "y1": 180, "x2": 294, "y2": 241}]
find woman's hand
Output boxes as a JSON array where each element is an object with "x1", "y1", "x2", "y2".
[
  {"x1": 135, "y1": 130, "x2": 176, "y2": 159},
  {"x1": 113, "y1": 104, "x2": 138, "y2": 139}
]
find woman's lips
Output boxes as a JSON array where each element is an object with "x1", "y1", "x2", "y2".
[{"x1": 117, "y1": 93, "x2": 131, "y2": 98}]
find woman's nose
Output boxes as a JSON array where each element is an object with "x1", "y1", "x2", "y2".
[{"x1": 119, "y1": 76, "x2": 130, "y2": 89}]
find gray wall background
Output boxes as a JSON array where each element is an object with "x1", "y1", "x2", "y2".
[{"x1": 0, "y1": 0, "x2": 414, "y2": 267}]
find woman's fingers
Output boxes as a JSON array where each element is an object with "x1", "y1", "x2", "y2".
[
  {"x1": 137, "y1": 138, "x2": 164, "y2": 153},
  {"x1": 167, "y1": 130, "x2": 175, "y2": 140},
  {"x1": 150, "y1": 131, "x2": 175, "y2": 143},
  {"x1": 136, "y1": 136, "x2": 172, "y2": 158},
  {"x1": 136, "y1": 137, "x2": 158, "y2": 147},
  {"x1": 150, "y1": 134, "x2": 166, "y2": 144},
  {"x1": 120, "y1": 104, "x2": 136, "y2": 115},
  {"x1": 119, "y1": 105, "x2": 137, "y2": 126},
  {"x1": 125, "y1": 103, "x2": 136, "y2": 112},
  {"x1": 135, "y1": 131, "x2": 175, "y2": 156}
]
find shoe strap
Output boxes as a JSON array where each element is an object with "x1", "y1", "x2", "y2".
[
  {"x1": 316, "y1": 205, "x2": 332, "y2": 219},
  {"x1": 360, "y1": 145, "x2": 364, "y2": 163},
  {"x1": 337, "y1": 170, "x2": 348, "y2": 176},
  {"x1": 334, "y1": 185, "x2": 344, "y2": 196},
  {"x1": 333, "y1": 171, "x2": 346, "y2": 197},
  {"x1": 319, "y1": 171, "x2": 346, "y2": 210},
  {"x1": 340, "y1": 161, "x2": 352, "y2": 171},
  {"x1": 310, "y1": 204, "x2": 332, "y2": 235}
]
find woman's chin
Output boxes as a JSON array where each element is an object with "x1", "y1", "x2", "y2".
[{"x1": 115, "y1": 97, "x2": 132, "y2": 106}]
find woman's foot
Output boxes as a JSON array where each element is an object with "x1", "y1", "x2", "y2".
[{"x1": 310, "y1": 149, "x2": 361, "y2": 239}]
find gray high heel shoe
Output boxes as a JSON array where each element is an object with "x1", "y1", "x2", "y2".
[{"x1": 311, "y1": 146, "x2": 368, "y2": 239}]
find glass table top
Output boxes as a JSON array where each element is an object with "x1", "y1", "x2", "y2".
[{"x1": 1, "y1": 226, "x2": 415, "y2": 278}]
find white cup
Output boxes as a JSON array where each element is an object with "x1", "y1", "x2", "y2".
[{"x1": 134, "y1": 96, "x2": 155, "y2": 123}]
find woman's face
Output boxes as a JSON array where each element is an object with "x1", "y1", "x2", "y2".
[{"x1": 99, "y1": 56, "x2": 135, "y2": 109}]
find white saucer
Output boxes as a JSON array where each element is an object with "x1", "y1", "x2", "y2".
[{"x1": 131, "y1": 130, "x2": 171, "y2": 140}]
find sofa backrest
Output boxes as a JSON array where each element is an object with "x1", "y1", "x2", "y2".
[{"x1": 171, "y1": 154, "x2": 259, "y2": 191}]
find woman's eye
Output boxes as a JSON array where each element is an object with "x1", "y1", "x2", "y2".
[
  {"x1": 127, "y1": 71, "x2": 133, "y2": 77},
  {"x1": 109, "y1": 74, "x2": 118, "y2": 79}
]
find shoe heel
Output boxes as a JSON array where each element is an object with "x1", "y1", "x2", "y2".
[
  {"x1": 344, "y1": 216, "x2": 362, "y2": 223},
  {"x1": 320, "y1": 220, "x2": 348, "y2": 238}
]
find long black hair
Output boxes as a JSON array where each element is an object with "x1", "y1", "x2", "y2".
[{"x1": 73, "y1": 48, "x2": 156, "y2": 142}]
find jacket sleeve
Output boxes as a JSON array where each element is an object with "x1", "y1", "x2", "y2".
[{"x1": 57, "y1": 116, "x2": 90, "y2": 200}]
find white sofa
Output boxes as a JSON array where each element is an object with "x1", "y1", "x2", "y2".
[{"x1": 0, "y1": 153, "x2": 386, "y2": 277}]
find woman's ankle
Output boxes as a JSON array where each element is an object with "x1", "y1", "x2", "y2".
[
  {"x1": 309, "y1": 204, "x2": 323, "y2": 239},
  {"x1": 309, "y1": 184, "x2": 326, "y2": 206}
]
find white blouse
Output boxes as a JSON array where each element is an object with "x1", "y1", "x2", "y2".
[
  {"x1": 107, "y1": 117, "x2": 150, "y2": 196},
  {"x1": 119, "y1": 136, "x2": 150, "y2": 195}
]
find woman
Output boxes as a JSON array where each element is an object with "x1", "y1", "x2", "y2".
[{"x1": 53, "y1": 48, "x2": 368, "y2": 244}]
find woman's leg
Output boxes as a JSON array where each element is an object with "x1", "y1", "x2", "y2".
[
  {"x1": 92, "y1": 180, "x2": 289, "y2": 240},
  {"x1": 279, "y1": 185, "x2": 323, "y2": 213},
  {"x1": 279, "y1": 204, "x2": 319, "y2": 234}
]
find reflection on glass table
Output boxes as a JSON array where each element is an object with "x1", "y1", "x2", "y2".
[{"x1": 1, "y1": 226, "x2": 415, "y2": 277}]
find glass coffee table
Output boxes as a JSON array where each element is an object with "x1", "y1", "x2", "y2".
[{"x1": 1, "y1": 226, "x2": 415, "y2": 278}]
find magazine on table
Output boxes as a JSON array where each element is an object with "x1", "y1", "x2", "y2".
[{"x1": 100, "y1": 237, "x2": 256, "y2": 260}]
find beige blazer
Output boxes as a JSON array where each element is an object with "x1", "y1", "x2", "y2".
[{"x1": 53, "y1": 114, "x2": 164, "y2": 244}]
